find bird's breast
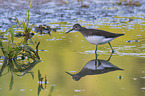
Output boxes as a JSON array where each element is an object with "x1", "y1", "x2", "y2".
[{"x1": 85, "y1": 36, "x2": 114, "y2": 45}]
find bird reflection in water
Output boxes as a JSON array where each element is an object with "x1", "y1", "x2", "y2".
[{"x1": 65, "y1": 52, "x2": 123, "y2": 81}]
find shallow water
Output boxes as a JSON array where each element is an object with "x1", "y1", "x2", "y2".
[{"x1": 0, "y1": 0, "x2": 145, "y2": 96}]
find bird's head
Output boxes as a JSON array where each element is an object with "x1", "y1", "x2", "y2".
[{"x1": 66, "y1": 23, "x2": 82, "y2": 34}]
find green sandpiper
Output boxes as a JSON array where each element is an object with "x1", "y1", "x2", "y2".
[{"x1": 66, "y1": 23, "x2": 124, "y2": 55}]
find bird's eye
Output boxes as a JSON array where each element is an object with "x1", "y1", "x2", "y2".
[{"x1": 74, "y1": 26, "x2": 77, "y2": 29}]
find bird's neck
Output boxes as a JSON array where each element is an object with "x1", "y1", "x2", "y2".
[
  {"x1": 80, "y1": 27, "x2": 87, "y2": 31},
  {"x1": 78, "y1": 27, "x2": 89, "y2": 36}
]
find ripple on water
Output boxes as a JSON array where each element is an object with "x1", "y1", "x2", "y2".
[
  {"x1": 116, "y1": 52, "x2": 145, "y2": 57},
  {"x1": 74, "y1": 90, "x2": 81, "y2": 92},
  {"x1": 1, "y1": 0, "x2": 145, "y2": 30},
  {"x1": 141, "y1": 87, "x2": 145, "y2": 89},
  {"x1": 20, "y1": 89, "x2": 25, "y2": 91}
]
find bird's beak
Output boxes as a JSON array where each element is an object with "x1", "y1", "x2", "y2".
[
  {"x1": 65, "y1": 71, "x2": 74, "y2": 76},
  {"x1": 66, "y1": 29, "x2": 73, "y2": 34}
]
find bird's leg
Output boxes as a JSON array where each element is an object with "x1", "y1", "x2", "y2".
[
  {"x1": 107, "y1": 51, "x2": 113, "y2": 61},
  {"x1": 95, "y1": 59, "x2": 98, "y2": 69},
  {"x1": 95, "y1": 59, "x2": 101, "y2": 69},
  {"x1": 108, "y1": 42, "x2": 114, "y2": 53},
  {"x1": 95, "y1": 45, "x2": 98, "y2": 60},
  {"x1": 95, "y1": 45, "x2": 98, "y2": 68}
]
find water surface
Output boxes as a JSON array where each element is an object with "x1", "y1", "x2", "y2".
[{"x1": 0, "y1": 0, "x2": 145, "y2": 96}]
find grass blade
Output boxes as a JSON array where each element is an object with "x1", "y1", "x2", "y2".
[
  {"x1": 10, "y1": 26, "x2": 14, "y2": 43},
  {"x1": 45, "y1": 75, "x2": 47, "y2": 89},
  {"x1": 38, "y1": 70, "x2": 41, "y2": 81},
  {"x1": 38, "y1": 84, "x2": 41, "y2": 96},
  {"x1": 29, "y1": 23, "x2": 35, "y2": 32},
  {"x1": 15, "y1": 16, "x2": 22, "y2": 28},
  {"x1": 26, "y1": 0, "x2": 33, "y2": 28},
  {"x1": 30, "y1": 72, "x2": 34, "y2": 79},
  {"x1": 0, "y1": 40, "x2": 6, "y2": 55},
  {"x1": 9, "y1": 71, "x2": 14, "y2": 90},
  {"x1": 36, "y1": 42, "x2": 40, "y2": 59},
  {"x1": 0, "y1": 61, "x2": 7, "y2": 76},
  {"x1": 21, "y1": 21, "x2": 26, "y2": 32},
  {"x1": 48, "y1": 85, "x2": 55, "y2": 96}
]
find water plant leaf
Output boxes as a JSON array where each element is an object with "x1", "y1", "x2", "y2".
[
  {"x1": 38, "y1": 70, "x2": 41, "y2": 81},
  {"x1": 24, "y1": 45, "x2": 39, "y2": 59},
  {"x1": 14, "y1": 0, "x2": 34, "y2": 44},
  {"x1": 38, "y1": 84, "x2": 41, "y2": 96},
  {"x1": 38, "y1": 83, "x2": 44, "y2": 96},
  {"x1": 8, "y1": 59, "x2": 14, "y2": 70},
  {"x1": 26, "y1": 0, "x2": 32, "y2": 28},
  {"x1": 30, "y1": 72, "x2": 34, "y2": 79},
  {"x1": 9, "y1": 71, "x2": 14, "y2": 90},
  {"x1": 0, "y1": 40, "x2": 6, "y2": 55},
  {"x1": 48, "y1": 85, "x2": 55, "y2": 96},
  {"x1": 41, "y1": 77, "x2": 44, "y2": 82},
  {"x1": 24, "y1": 44, "x2": 40, "y2": 60},
  {"x1": 45, "y1": 75, "x2": 47, "y2": 89},
  {"x1": 21, "y1": 21, "x2": 26, "y2": 32},
  {"x1": 10, "y1": 26, "x2": 14, "y2": 43},
  {"x1": 15, "y1": 16, "x2": 22, "y2": 28},
  {"x1": 13, "y1": 60, "x2": 23, "y2": 70},
  {"x1": 0, "y1": 60, "x2": 7, "y2": 76},
  {"x1": 25, "y1": 45, "x2": 36, "y2": 53},
  {"x1": 36, "y1": 42, "x2": 40, "y2": 59},
  {"x1": 29, "y1": 23, "x2": 35, "y2": 32},
  {"x1": 36, "y1": 42, "x2": 40, "y2": 51}
]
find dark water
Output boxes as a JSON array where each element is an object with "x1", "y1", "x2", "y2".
[{"x1": 0, "y1": 0, "x2": 145, "y2": 96}]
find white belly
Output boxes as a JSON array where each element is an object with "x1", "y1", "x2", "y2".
[{"x1": 85, "y1": 36, "x2": 114, "y2": 45}]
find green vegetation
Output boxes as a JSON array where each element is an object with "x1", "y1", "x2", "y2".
[
  {"x1": 116, "y1": 0, "x2": 141, "y2": 6},
  {"x1": 35, "y1": 25, "x2": 58, "y2": 35},
  {"x1": 0, "y1": 26, "x2": 40, "y2": 90},
  {"x1": 77, "y1": 0, "x2": 89, "y2": 7},
  {"x1": 48, "y1": 85, "x2": 55, "y2": 96},
  {"x1": 15, "y1": 0, "x2": 34, "y2": 43},
  {"x1": 38, "y1": 70, "x2": 48, "y2": 96},
  {"x1": 0, "y1": 0, "x2": 48, "y2": 93},
  {"x1": 0, "y1": 0, "x2": 40, "y2": 90}
]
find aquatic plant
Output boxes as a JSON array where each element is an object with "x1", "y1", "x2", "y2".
[
  {"x1": 38, "y1": 70, "x2": 48, "y2": 96},
  {"x1": 116, "y1": 0, "x2": 141, "y2": 6},
  {"x1": 60, "y1": 0, "x2": 68, "y2": 4},
  {"x1": 77, "y1": 0, "x2": 89, "y2": 7},
  {"x1": 77, "y1": 0, "x2": 83, "y2": 5},
  {"x1": 37, "y1": 69, "x2": 55, "y2": 96},
  {"x1": 15, "y1": 0, "x2": 34, "y2": 43},
  {"x1": 0, "y1": 26, "x2": 41, "y2": 90},
  {"x1": 35, "y1": 25, "x2": 58, "y2": 35},
  {"x1": 48, "y1": 85, "x2": 55, "y2": 96},
  {"x1": 0, "y1": 40, "x2": 40, "y2": 90},
  {"x1": 0, "y1": 31, "x2": 7, "y2": 40}
]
